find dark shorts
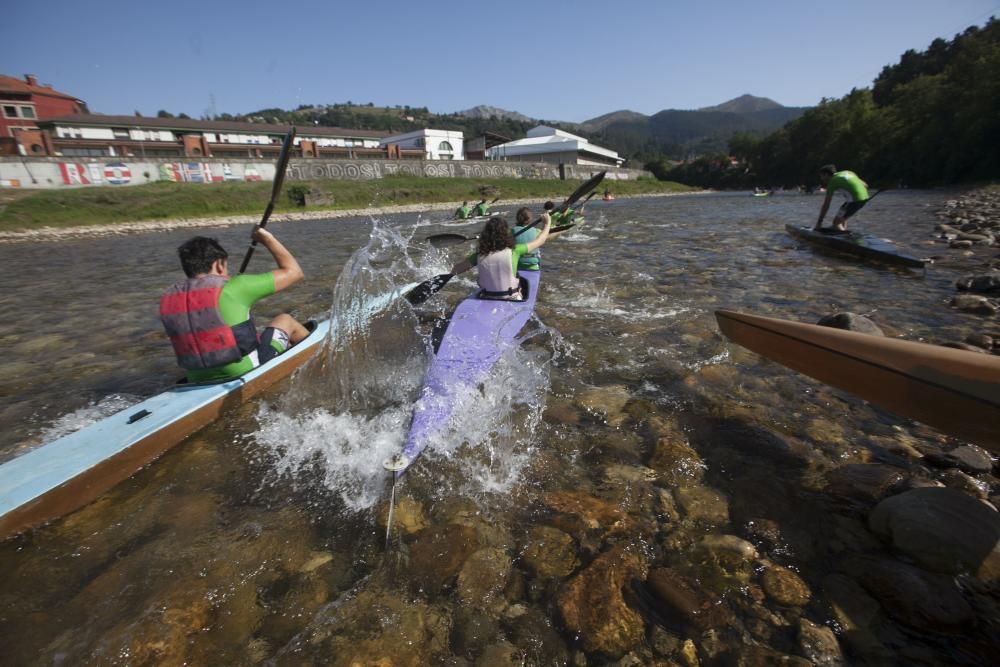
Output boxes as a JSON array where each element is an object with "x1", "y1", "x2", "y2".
[
  {"x1": 258, "y1": 326, "x2": 290, "y2": 364},
  {"x1": 837, "y1": 199, "x2": 867, "y2": 220}
]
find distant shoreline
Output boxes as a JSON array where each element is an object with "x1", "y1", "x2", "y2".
[{"x1": 0, "y1": 191, "x2": 704, "y2": 243}]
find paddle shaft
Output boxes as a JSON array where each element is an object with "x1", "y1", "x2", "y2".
[{"x1": 238, "y1": 128, "x2": 297, "y2": 274}]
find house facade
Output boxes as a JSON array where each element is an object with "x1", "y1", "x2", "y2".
[
  {"x1": 486, "y1": 125, "x2": 623, "y2": 168},
  {"x1": 380, "y1": 129, "x2": 464, "y2": 160},
  {"x1": 0, "y1": 74, "x2": 88, "y2": 155}
]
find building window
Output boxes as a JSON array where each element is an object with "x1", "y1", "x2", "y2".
[
  {"x1": 30, "y1": 143, "x2": 43, "y2": 153},
  {"x1": 3, "y1": 105, "x2": 18, "y2": 118},
  {"x1": 20, "y1": 106, "x2": 36, "y2": 119},
  {"x1": 438, "y1": 141, "x2": 453, "y2": 152},
  {"x1": 113, "y1": 128, "x2": 129, "y2": 139}
]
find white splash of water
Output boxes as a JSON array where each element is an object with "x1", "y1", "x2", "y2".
[{"x1": 32, "y1": 394, "x2": 141, "y2": 443}]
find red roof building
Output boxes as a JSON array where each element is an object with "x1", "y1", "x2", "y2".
[{"x1": 0, "y1": 75, "x2": 88, "y2": 154}]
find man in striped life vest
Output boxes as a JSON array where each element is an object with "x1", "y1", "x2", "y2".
[{"x1": 160, "y1": 229, "x2": 309, "y2": 382}]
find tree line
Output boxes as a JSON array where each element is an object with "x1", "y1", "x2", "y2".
[{"x1": 650, "y1": 18, "x2": 1000, "y2": 189}]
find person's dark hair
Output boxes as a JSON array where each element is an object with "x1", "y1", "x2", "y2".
[
  {"x1": 478, "y1": 217, "x2": 514, "y2": 256},
  {"x1": 543, "y1": 201, "x2": 555, "y2": 211},
  {"x1": 819, "y1": 164, "x2": 837, "y2": 176},
  {"x1": 515, "y1": 207, "x2": 532, "y2": 226},
  {"x1": 178, "y1": 236, "x2": 228, "y2": 277}
]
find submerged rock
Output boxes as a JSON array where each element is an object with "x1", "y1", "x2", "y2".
[
  {"x1": 557, "y1": 544, "x2": 647, "y2": 657},
  {"x1": 674, "y1": 485, "x2": 730, "y2": 525},
  {"x1": 868, "y1": 487, "x2": 1000, "y2": 581},
  {"x1": 457, "y1": 547, "x2": 512, "y2": 607},
  {"x1": 824, "y1": 463, "x2": 906, "y2": 505},
  {"x1": 407, "y1": 524, "x2": 479, "y2": 594},
  {"x1": 797, "y1": 618, "x2": 845, "y2": 666},
  {"x1": 923, "y1": 444, "x2": 995, "y2": 474},
  {"x1": 643, "y1": 567, "x2": 734, "y2": 632},
  {"x1": 576, "y1": 384, "x2": 632, "y2": 427},
  {"x1": 521, "y1": 526, "x2": 579, "y2": 578},
  {"x1": 760, "y1": 564, "x2": 811, "y2": 607},
  {"x1": 816, "y1": 312, "x2": 885, "y2": 336}
]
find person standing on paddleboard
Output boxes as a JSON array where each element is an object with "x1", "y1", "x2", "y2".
[
  {"x1": 160, "y1": 228, "x2": 309, "y2": 382},
  {"x1": 449, "y1": 213, "x2": 552, "y2": 301},
  {"x1": 815, "y1": 164, "x2": 870, "y2": 233}
]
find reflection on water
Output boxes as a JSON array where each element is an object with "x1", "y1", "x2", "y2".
[{"x1": 1, "y1": 192, "x2": 997, "y2": 665}]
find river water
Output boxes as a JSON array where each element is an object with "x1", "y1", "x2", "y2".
[{"x1": 1, "y1": 192, "x2": 996, "y2": 665}]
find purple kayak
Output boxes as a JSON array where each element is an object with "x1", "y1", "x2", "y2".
[{"x1": 388, "y1": 269, "x2": 541, "y2": 475}]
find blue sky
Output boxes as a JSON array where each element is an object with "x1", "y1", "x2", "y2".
[{"x1": 4, "y1": 0, "x2": 997, "y2": 122}]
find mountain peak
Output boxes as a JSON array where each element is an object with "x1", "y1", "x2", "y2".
[
  {"x1": 457, "y1": 105, "x2": 534, "y2": 123},
  {"x1": 698, "y1": 94, "x2": 784, "y2": 113}
]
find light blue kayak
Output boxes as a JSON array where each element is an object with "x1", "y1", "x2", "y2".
[{"x1": 0, "y1": 283, "x2": 416, "y2": 539}]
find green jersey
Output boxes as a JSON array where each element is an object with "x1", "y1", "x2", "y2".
[
  {"x1": 474, "y1": 202, "x2": 490, "y2": 216},
  {"x1": 455, "y1": 206, "x2": 471, "y2": 219},
  {"x1": 828, "y1": 171, "x2": 868, "y2": 202},
  {"x1": 186, "y1": 272, "x2": 276, "y2": 383}
]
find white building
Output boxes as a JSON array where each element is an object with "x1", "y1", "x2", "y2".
[
  {"x1": 379, "y1": 129, "x2": 464, "y2": 160},
  {"x1": 486, "y1": 125, "x2": 623, "y2": 167}
]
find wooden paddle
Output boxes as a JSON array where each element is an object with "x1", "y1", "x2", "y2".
[
  {"x1": 238, "y1": 127, "x2": 297, "y2": 274},
  {"x1": 406, "y1": 171, "x2": 606, "y2": 305}
]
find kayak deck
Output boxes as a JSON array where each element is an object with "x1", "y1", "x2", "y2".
[
  {"x1": 0, "y1": 283, "x2": 416, "y2": 540},
  {"x1": 393, "y1": 270, "x2": 541, "y2": 475},
  {"x1": 716, "y1": 309, "x2": 1000, "y2": 450},
  {"x1": 785, "y1": 224, "x2": 925, "y2": 269}
]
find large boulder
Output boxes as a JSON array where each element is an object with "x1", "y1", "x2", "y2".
[
  {"x1": 816, "y1": 312, "x2": 884, "y2": 336},
  {"x1": 868, "y1": 487, "x2": 1000, "y2": 581}
]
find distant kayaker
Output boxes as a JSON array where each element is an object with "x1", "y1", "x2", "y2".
[
  {"x1": 815, "y1": 164, "x2": 870, "y2": 232},
  {"x1": 473, "y1": 198, "x2": 491, "y2": 217},
  {"x1": 543, "y1": 200, "x2": 582, "y2": 226},
  {"x1": 513, "y1": 206, "x2": 574, "y2": 271},
  {"x1": 449, "y1": 213, "x2": 552, "y2": 300},
  {"x1": 160, "y1": 228, "x2": 309, "y2": 382},
  {"x1": 603, "y1": 189, "x2": 614, "y2": 201},
  {"x1": 455, "y1": 201, "x2": 471, "y2": 220}
]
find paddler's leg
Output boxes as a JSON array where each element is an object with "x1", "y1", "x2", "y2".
[
  {"x1": 832, "y1": 200, "x2": 865, "y2": 232},
  {"x1": 261, "y1": 313, "x2": 310, "y2": 360}
]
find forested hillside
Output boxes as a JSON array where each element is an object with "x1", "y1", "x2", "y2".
[{"x1": 657, "y1": 19, "x2": 1000, "y2": 188}]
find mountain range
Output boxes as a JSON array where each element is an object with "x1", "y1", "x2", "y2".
[{"x1": 460, "y1": 94, "x2": 809, "y2": 160}]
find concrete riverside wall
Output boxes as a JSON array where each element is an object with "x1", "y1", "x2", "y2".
[{"x1": 0, "y1": 156, "x2": 650, "y2": 189}]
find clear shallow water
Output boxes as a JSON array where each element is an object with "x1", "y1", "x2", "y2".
[{"x1": 1, "y1": 191, "x2": 997, "y2": 665}]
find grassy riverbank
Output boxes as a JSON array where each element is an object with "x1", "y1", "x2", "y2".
[{"x1": 0, "y1": 176, "x2": 695, "y2": 231}]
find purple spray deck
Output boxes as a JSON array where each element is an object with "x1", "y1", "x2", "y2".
[{"x1": 393, "y1": 269, "x2": 541, "y2": 475}]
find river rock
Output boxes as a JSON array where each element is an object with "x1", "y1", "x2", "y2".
[
  {"x1": 457, "y1": 547, "x2": 511, "y2": 607},
  {"x1": 821, "y1": 574, "x2": 893, "y2": 663},
  {"x1": 924, "y1": 443, "x2": 994, "y2": 474},
  {"x1": 824, "y1": 463, "x2": 906, "y2": 505},
  {"x1": 408, "y1": 523, "x2": 479, "y2": 594},
  {"x1": 869, "y1": 486, "x2": 1000, "y2": 580},
  {"x1": 648, "y1": 419, "x2": 705, "y2": 485},
  {"x1": 541, "y1": 490, "x2": 627, "y2": 533},
  {"x1": 950, "y1": 294, "x2": 998, "y2": 315},
  {"x1": 816, "y1": 312, "x2": 885, "y2": 336},
  {"x1": 377, "y1": 494, "x2": 428, "y2": 535},
  {"x1": 557, "y1": 544, "x2": 647, "y2": 657},
  {"x1": 733, "y1": 645, "x2": 812, "y2": 667},
  {"x1": 521, "y1": 526, "x2": 579, "y2": 578},
  {"x1": 760, "y1": 564, "x2": 811, "y2": 607},
  {"x1": 938, "y1": 468, "x2": 990, "y2": 498},
  {"x1": 697, "y1": 534, "x2": 758, "y2": 561},
  {"x1": 644, "y1": 567, "x2": 734, "y2": 632},
  {"x1": 841, "y1": 555, "x2": 974, "y2": 633},
  {"x1": 604, "y1": 463, "x2": 659, "y2": 484},
  {"x1": 950, "y1": 239, "x2": 974, "y2": 249},
  {"x1": 576, "y1": 384, "x2": 632, "y2": 427},
  {"x1": 797, "y1": 618, "x2": 845, "y2": 666},
  {"x1": 503, "y1": 606, "x2": 571, "y2": 665},
  {"x1": 674, "y1": 485, "x2": 730, "y2": 525},
  {"x1": 957, "y1": 272, "x2": 1000, "y2": 293},
  {"x1": 965, "y1": 333, "x2": 994, "y2": 350},
  {"x1": 475, "y1": 641, "x2": 521, "y2": 667}
]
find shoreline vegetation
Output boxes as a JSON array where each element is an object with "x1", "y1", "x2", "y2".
[{"x1": 0, "y1": 176, "x2": 696, "y2": 241}]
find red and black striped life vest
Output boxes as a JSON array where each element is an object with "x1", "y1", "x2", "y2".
[{"x1": 159, "y1": 275, "x2": 257, "y2": 370}]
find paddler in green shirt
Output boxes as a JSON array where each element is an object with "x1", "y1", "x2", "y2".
[
  {"x1": 543, "y1": 200, "x2": 581, "y2": 226},
  {"x1": 473, "y1": 198, "x2": 491, "y2": 217},
  {"x1": 815, "y1": 164, "x2": 870, "y2": 233},
  {"x1": 512, "y1": 206, "x2": 574, "y2": 271},
  {"x1": 454, "y1": 201, "x2": 471, "y2": 219},
  {"x1": 159, "y1": 229, "x2": 310, "y2": 382}
]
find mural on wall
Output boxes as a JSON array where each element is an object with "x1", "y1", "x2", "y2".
[
  {"x1": 244, "y1": 166, "x2": 261, "y2": 182},
  {"x1": 103, "y1": 162, "x2": 132, "y2": 185},
  {"x1": 59, "y1": 163, "x2": 105, "y2": 185},
  {"x1": 285, "y1": 160, "x2": 565, "y2": 182},
  {"x1": 159, "y1": 163, "x2": 236, "y2": 183}
]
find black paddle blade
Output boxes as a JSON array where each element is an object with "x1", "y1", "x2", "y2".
[
  {"x1": 562, "y1": 170, "x2": 607, "y2": 212},
  {"x1": 405, "y1": 273, "x2": 453, "y2": 305},
  {"x1": 426, "y1": 233, "x2": 473, "y2": 248},
  {"x1": 550, "y1": 223, "x2": 576, "y2": 234}
]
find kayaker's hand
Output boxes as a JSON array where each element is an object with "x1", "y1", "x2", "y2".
[
  {"x1": 252, "y1": 226, "x2": 274, "y2": 244},
  {"x1": 541, "y1": 212, "x2": 551, "y2": 227}
]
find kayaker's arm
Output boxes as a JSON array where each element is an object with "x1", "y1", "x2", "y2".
[
  {"x1": 524, "y1": 213, "x2": 552, "y2": 252},
  {"x1": 253, "y1": 227, "x2": 304, "y2": 290},
  {"x1": 815, "y1": 191, "x2": 834, "y2": 229}
]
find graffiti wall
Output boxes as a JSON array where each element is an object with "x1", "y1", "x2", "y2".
[{"x1": 0, "y1": 157, "x2": 649, "y2": 189}]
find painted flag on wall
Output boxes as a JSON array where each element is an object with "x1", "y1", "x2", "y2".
[
  {"x1": 104, "y1": 162, "x2": 131, "y2": 185},
  {"x1": 183, "y1": 163, "x2": 205, "y2": 183},
  {"x1": 203, "y1": 163, "x2": 224, "y2": 182},
  {"x1": 59, "y1": 163, "x2": 91, "y2": 185},
  {"x1": 159, "y1": 163, "x2": 181, "y2": 182}
]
